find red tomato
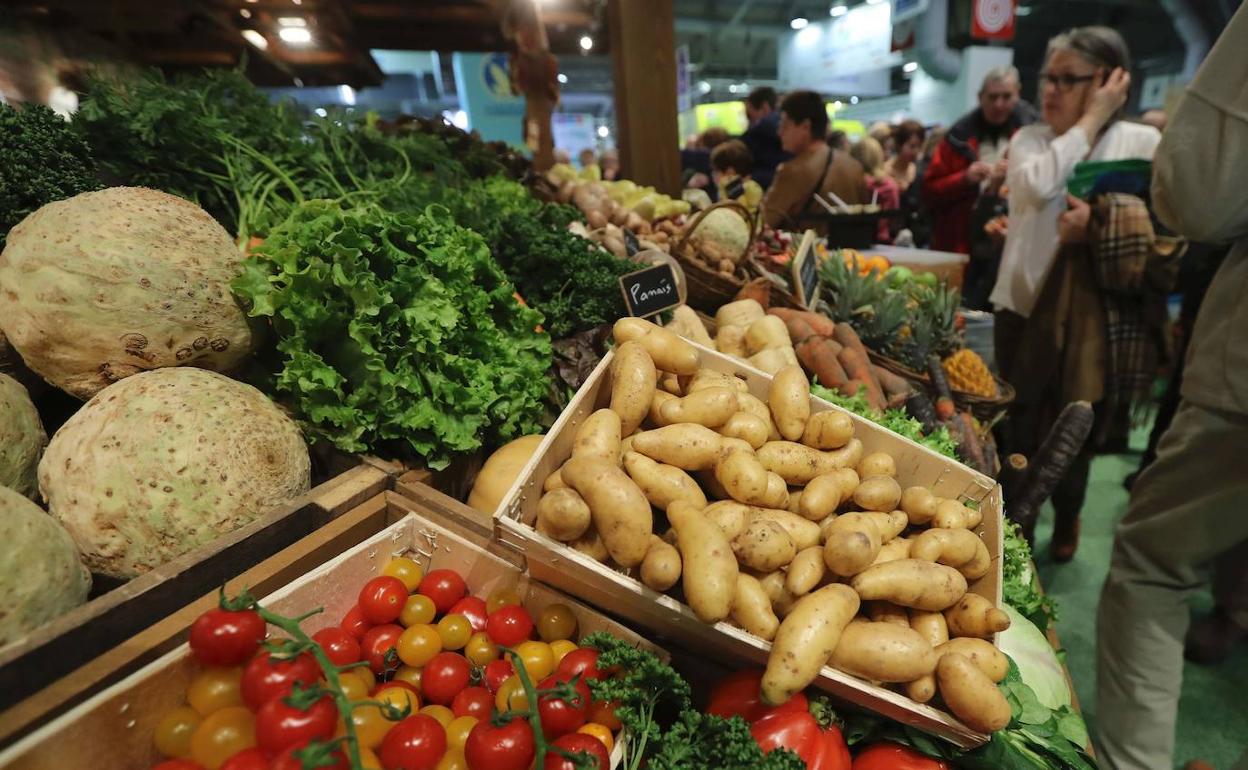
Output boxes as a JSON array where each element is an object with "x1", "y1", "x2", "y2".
[
  {"x1": 340, "y1": 604, "x2": 372, "y2": 640},
  {"x1": 422, "y1": 652, "x2": 472, "y2": 705},
  {"x1": 360, "y1": 623, "x2": 404, "y2": 674},
  {"x1": 269, "y1": 745, "x2": 348, "y2": 770},
  {"x1": 189, "y1": 608, "x2": 266, "y2": 667},
  {"x1": 586, "y1": 699, "x2": 621, "y2": 731},
  {"x1": 240, "y1": 652, "x2": 320, "y2": 711},
  {"x1": 152, "y1": 761, "x2": 205, "y2": 770},
  {"x1": 218, "y1": 747, "x2": 270, "y2": 770},
  {"x1": 750, "y1": 709, "x2": 823, "y2": 768},
  {"x1": 378, "y1": 714, "x2": 448, "y2": 770},
  {"x1": 451, "y1": 686, "x2": 493, "y2": 719},
  {"x1": 536, "y1": 674, "x2": 591, "y2": 739},
  {"x1": 464, "y1": 716, "x2": 535, "y2": 770},
  {"x1": 543, "y1": 732, "x2": 611, "y2": 770},
  {"x1": 418, "y1": 569, "x2": 468, "y2": 615},
  {"x1": 851, "y1": 742, "x2": 948, "y2": 770},
  {"x1": 554, "y1": 648, "x2": 604, "y2": 683},
  {"x1": 447, "y1": 596, "x2": 488, "y2": 632},
  {"x1": 483, "y1": 659, "x2": 515, "y2": 693},
  {"x1": 311, "y1": 627, "x2": 361, "y2": 669},
  {"x1": 706, "y1": 670, "x2": 809, "y2": 723},
  {"x1": 485, "y1": 606, "x2": 533, "y2": 647},
  {"x1": 359, "y1": 576, "x2": 409, "y2": 625},
  {"x1": 255, "y1": 695, "x2": 337, "y2": 753}
]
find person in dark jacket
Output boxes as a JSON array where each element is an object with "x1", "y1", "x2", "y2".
[
  {"x1": 741, "y1": 87, "x2": 791, "y2": 190},
  {"x1": 922, "y1": 67, "x2": 1038, "y2": 255}
]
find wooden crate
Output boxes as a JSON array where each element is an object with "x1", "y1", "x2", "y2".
[
  {"x1": 0, "y1": 489, "x2": 664, "y2": 769},
  {"x1": 0, "y1": 463, "x2": 396, "y2": 745},
  {"x1": 496, "y1": 343, "x2": 1003, "y2": 748}
]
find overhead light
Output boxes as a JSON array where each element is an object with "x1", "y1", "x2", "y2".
[
  {"x1": 292, "y1": 0, "x2": 302, "y2": 4},
  {"x1": 277, "y1": 16, "x2": 307, "y2": 26},
  {"x1": 850, "y1": 95, "x2": 859, "y2": 104},
  {"x1": 338, "y1": 85, "x2": 356, "y2": 105},
  {"x1": 903, "y1": 61, "x2": 919, "y2": 73},
  {"x1": 830, "y1": 2, "x2": 848, "y2": 16},
  {"x1": 579, "y1": 34, "x2": 593, "y2": 51},
  {"x1": 240, "y1": 29, "x2": 268, "y2": 50},
  {"x1": 314, "y1": 107, "x2": 328, "y2": 117},
  {"x1": 239, "y1": 8, "x2": 251, "y2": 18},
  {"x1": 293, "y1": 77, "x2": 304, "y2": 87},
  {"x1": 597, "y1": 125, "x2": 610, "y2": 138},
  {"x1": 279, "y1": 27, "x2": 313, "y2": 44},
  {"x1": 698, "y1": 79, "x2": 712, "y2": 94},
  {"x1": 790, "y1": 17, "x2": 809, "y2": 29},
  {"x1": 1015, "y1": 4, "x2": 1032, "y2": 15},
  {"x1": 832, "y1": 100, "x2": 843, "y2": 109},
  {"x1": 557, "y1": 73, "x2": 568, "y2": 84},
  {"x1": 866, "y1": 0, "x2": 886, "y2": 4}
]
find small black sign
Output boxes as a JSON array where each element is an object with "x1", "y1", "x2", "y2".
[
  {"x1": 790, "y1": 230, "x2": 821, "y2": 309},
  {"x1": 623, "y1": 228, "x2": 642, "y2": 256},
  {"x1": 619, "y1": 263, "x2": 681, "y2": 318}
]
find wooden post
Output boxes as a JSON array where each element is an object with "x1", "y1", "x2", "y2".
[{"x1": 607, "y1": 0, "x2": 681, "y2": 196}]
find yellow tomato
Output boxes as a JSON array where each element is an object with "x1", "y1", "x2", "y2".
[
  {"x1": 400, "y1": 594, "x2": 438, "y2": 627},
  {"x1": 189, "y1": 706, "x2": 255, "y2": 770},
  {"x1": 187, "y1": 667, "x2": 243, "y2": 716},
  {"x1": 153, "y1": 705, "x2": 201, "y2": 758},
  {"x1": 376, "y1": 685, "x2": 421, "y2": 717},
  {"x1": 578, "y1": 722, "x2": 615, "y2": 753},
  {"x1": 514, "y1": 640, "x2": 555, "y2": 680},
  {"x1": 346, "y1": 703, "x2": 394, "y2": 749},
  {"x1": 548, "y1": 639, "x2": 578, "y2": 665},
  {"x1": 382, "y1": 556, "x2": 425, "y2": 592},
  {"x1": 464, "y1": 632, "x2": 499, "y2": 666},
  {"x1": 536, "y1": 603, "x2": 578, "y2": 642},
  {"x1": 446, "y1": 715, "x2": 478, "y2": 751},
  {"x1": 397, "y1": 624, "x2": 443, "y2": 667},
  {"x1": 486, "y1": 587, "x2": 522, "y2": 614},
  {"x1": 436, "y1": 750, "x2": 468, "y2": 770},
  {"x1": 392, "y1": 665, "x2": 424, "y2": 691},
  {"x1": 338, "y1": 671, "x2": 370, "y2": 701},
  {"x1": 354, "y1": 665, "x2": 377, "y2": 691},
  {"x1": 494, "y1": 676, "x2": 529, "y2": 712},
  {"x1": 437, "y1": 613, "x2": 473, "y2": 650},
  {"x1": 358, "y1": 747, "x2": 384, "y2": 769},
  {"x1": 420, "y1": 704, "x2": 455, "y2": 728}
]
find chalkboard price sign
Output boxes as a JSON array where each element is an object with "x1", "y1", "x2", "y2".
[
  {"x1": 790, "y1": 230, "x2": 820, "y2": 309},
  {"x1": 619, "y1": 263, "x2": 681, "y2": 318}
]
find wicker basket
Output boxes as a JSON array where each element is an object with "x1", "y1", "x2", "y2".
[
  {"x1": 870, "y1": 351, "x2": 1015, "y2": 423},
  {"x1": 674, "y1": 201, "x2": 801, "y2": 313}
]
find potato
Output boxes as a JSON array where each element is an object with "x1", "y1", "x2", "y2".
[
  {"x1": 751, "y1": 508, "x2": 822, "y2": 550},
  {"x1": 745, "y1": 315, "x2": 792, "y2": 355},
  {"x1": 850, "y1": 559, "x2": 968, "y2": 611},
  {"x1": 944, "y1": 593, "x2": 1011, "y2": 639},
  {"x1": 865, "y1": 601, "x2": 910, "y2": 627},
  {"x1": 610, "y1": 341, "x2": 657, "y2": 435},
  {"x1": 761, "y1": 584, "x2": 860, "y2": 704},
  {"x1": 561, "y1": 457, "x2": 653, "y2": 567},
  {"x1": 936, "y1": 653, "x2": 1012, "y2": 732},
  {"x1": 697, "y1": 469, "x2": 731, "y2": 500},
  {"x1": 830, "y1": 619, "x2": 939, "y2": 683},
  {"x1": 573, "y1": 408, "x2": 622, "y2": 465},
  {"x1": 543, "y1": 466, "x2": 567, "y2": 492},
  {"x1": 631, "y1": 424, "x2": 723, "y2": 470},
  {"x1": 623, "y1": 451, "x2": 707, "y2": 511},
  {"x1": 716, "y1": 325, "x2": 748, "y2": 358},
  {"x1": 736, "y1": 392, "x2": 780, "y2": 438},
  {"x1": 911, "y1": 528, "x2": 981, "y2": 568},
  {"x1": 688, "y1": 368, "x2": 749, "y2": 394},
  {"x1": 758, "y1": 473, "x2": 790, "y2": 510},
  {"x1": 702, "y1": 501, "x2": 753, "y2": 541},
  {"x1": 715, "y1": 449, "x2": 771, "y2": 505},
  {"x1": 535, "y1": 488, "x2": 592, "y2": 541},
  {"x1": 864, "y1": 510, "x2": 908, "y2": 542},
  {"x1": 785, "y1": 546, "x2": 826, "y2": 596},
  {"x1": 857, "y1": 452, "x2": 897, "y2": 478},
  {"x1": 786, "y1": 489, "x2": 803, "y2": 514},
  {"x1": 648, "y1": 391, "x2": 678, "y2": 428},
  {"x1": 660, "y1": 386, "x2": 738, "y2": 428},
  {"x1": 933, "y1": 499, "x2": 971, "y2": 529},
  {"x1": 613, "y1": 317, "x2": 700, "y2": 375},
  {"x1": 569, "y1": 525, "x2": 609, "y2": 562},
  {"x1": 906, "y1": 674, "x2": 938, "y2": 704},
  {"x1": 769, "y1": 365, "x2": 811, "y2": 441},
  {"x1": 757, "y1": 438, "x2": 863, "y2": 485},
  {"x1": 870, "y1": 537, "x2": 912, "y2": 566},
  {"x1": 822, "y1": 512, "x2": 882, "y2": 577},
  {"x1": 640, "y1": 534, "x2": 682, "y2": 591},
  {"x1": 905, "y1": 609, "x2": 949, "y2": 704},
  {"x1": 818, "y1": 513, "x2": 839, "y2": 543},
  {"x1": 852, "y1": 475, "x2": 902, "y2": 512},
  {"x1": 732, "y1": 573, "x2": 781, "y2": 641},
  {"x1": 668, "y1": 500, "x2": 739, "y2": 623},
  {"x1": 937, "y1": 638, "x2": 1009, "y2": 682},
  {"x1": 801, "y1": 411, "x2": 854, "y2": 450},
  {"x1": 958, "y1": 539, "x2": 992, "y2": 581},
  {"x1": 758, "y1": 569, "x2": 787, "y2": 604},
  {"x1": 900, "y1": 486, "x2": 938, "y2": 525},
  {"x1": 798, "y1": 469, "x2": 858, "y2": 521},
  {"x1": 965, "y1": 504, "x2": 984, "y2": 529},
  {"x1": 732, "y1": 519, "x2": 797, "y2": 572},
  {"x1": 718, "y1": 412, "x2": 770, "y2": 449},
  {"x1": 658, "y1": 371, "x2": 683, "y2": 395}
]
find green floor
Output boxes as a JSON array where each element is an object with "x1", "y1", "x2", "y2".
[{"x1": 1032, "y1": 436, "x2": 1248, "y2": 770}]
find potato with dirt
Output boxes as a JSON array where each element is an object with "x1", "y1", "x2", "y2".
[
  {"x1": 573, "y1": 408, "x2": 622, "y2": 465},
  {"x1": 944, "y1": 593, "x2": 1011, "y2": 639},
  {"x1": 801, "y1": 411, "x2": 854, "y2": 450},
  {"x1": 535, "y1": 488, "x2": 592, "y2": 541},
  {"x1": 785, "y1": 546, "x2": 827, "y2": 596},
  {"x1": 856, "y1": 452, "x2": 897, "y2": 478},
  {"x1": 668, "y1": 500, "x2": 738, "y2": 623},
  {"x1": 910, "y1": 528, "x2": 981, "y2": 568},
  {"x1": 714, "y1": 447, "x2": 771, "y2": 505},
  {"x1": 610, "y1": 341, "x2": 657, "y2": 435},
  {"x1": 937, "y1": 638, "x2": 1008, "y2": 682},
  {"x1": 640, "y1": 535, "x2": 682, "y2": 591},
  {"x1": 732, "y1": 573, "x2": 781, "y2": 641},
  {"x1": 769, "y1": 365, "x2": 811, "y2": 441},
  {"x1": 561, "y1": 457, "x2": 653, "y2": 567},
  {"x1": 822, "y1": 512, "x2": 883, "y2": 577},
  {"x1": 798, "y1": 468, "x2": 859, "y2": 521},
  {"x1": 732, "y1": 519, "x2": 797, "y2": 572},
  {"x1": 660, "y1": 386, "x2": 739, "y2": 428},
  {"x1": 631, "y1": 424, "x2": 723, "y2": 470},
  {"x1": 936, "y1": 653, "x2": 1012, "y2": 732},
  {"x1": 751, "y1": 507, "x2": 822, "y2": 551},
  {"x1": 761, "y1": 584, "x2": 860, "y2": 704},
  {"x1": 623, "y1": 451, "x2": 707, "y2": 510},
  {"x1": 757, "y1": 439, "x2": 863, "y2": 485},
  {"x1": 830, "y1": 619, "x2": 939, "y2": 683},
  {"x1": 718, "y1": 411, "x2": 770, "y2": 449},
  {"x1": 850, "y1": 559, "x2": 968, "y2": 611},
  {"x1": 613, "y1": 317, "x2": 700, "y2": 375},
  {"x1": 900, "y1": 486, "x2": 938, "y2": 525},
  {"x1": 852, "y1": 475, "x2": 902, "y2": 512}
]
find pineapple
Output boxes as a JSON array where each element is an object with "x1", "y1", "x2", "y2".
[{"x1": 943, "y1": 348, "x2": 998, "y2": 397}]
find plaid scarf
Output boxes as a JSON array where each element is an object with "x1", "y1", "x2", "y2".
[{"x1": 1088, "y1": 193, "x2": 1181, "y2": 414}]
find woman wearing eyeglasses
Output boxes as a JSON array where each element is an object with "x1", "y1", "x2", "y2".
[{"x1": 991, "y1": 27, "x2": 1161, "y2": 561}]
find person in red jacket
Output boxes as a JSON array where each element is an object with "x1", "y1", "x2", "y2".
[{"x1": 921, "y1": 67, "x2": 1038, "y2": 254}]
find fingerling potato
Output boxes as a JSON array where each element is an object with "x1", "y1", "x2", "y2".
[
  {"x1": 703, "y1": 500, "x2": 753, "y2": 541},
  {"x1": 801, "y1": 411, "x2": 854, "y2": 450},
  {"x1": 751, "y1": 507, "x2": 822, "y2": 550},
  {"x1": 852, "y1": 475, "x2": 902, "y2": 513},
  {"x1": 573, "y1": 408, "x2": 622, "y2": 464},
  {"x1": 757, "y1": 438, "x2": 863, "y2": 485},
  {"x1": 718, "y1": 411, "x2": 770, "y2": 449},
  {"x1": 937, "y1": 638, "x2": 1009, "y2": 682},
  {"x1": 865, "y1": 601, "x2": 911, "y2": 627},
  {"x1": 544, "y1": 466, "x2": 567, "y2": 492},
  {"x1": 613, "y1": 317, "x2": 700, "y2": 375},
  {"x1": 660, "y1": 386, "x2": 739, "y2": 428},
  {"x1": 830, "y1": 619, "x2": 939, "y2": 683},
  {"x1": 715, "y1": 449, "x2": 771, "y2": 505},
  {"x1": 610, "y1": 341, "x2": 656, "y2": 435},
  {"x1": 798, "y1": 469, "x2": 858, "y2": 521},
  {"x1": 668, "y1": 500, "x2": 738, "y2": 623},
  {"x1": 757, "y1": 472, "x2": 790, "y2": 510},
  {"x1": 631, "y1": 424, "x2": 723, "y2": 470},
  {"x1": 535, "y1": 487, "x2": 592, "y2": 541},
  {"x1": 561, "y1": 457, "x2": 653, "y2": 567},
  {"x1": 785, "y1": 546, "x2": 826, "y2": 596},
  {"x1": 900, "y1": 486, "x2": 938, "y2": 525},
  {"x1": 958, "y1": 538, "x2": 992, "y2": 581},
  {"x1": 648, "y1": 390, "x2": 678, "y2": 428},
  {"x1": 732, "y1": 519, "x2": 797, "y2": 572},
  {"x1": 569, "y1": 525, "x2": 609, "y2": 562},
  {"x1": 936, "y1": 653, "x2": 1012, "y2": 732},
  {"x1": 905, "y1": 609, "x2": 949, "y2": 704},
  {"x1": 732, "y1": 573, "x2": 781, "y2": 641},
  {"x1": 944, "y1": 593, "x2": 1011, "y2": 639},
  {"x1": 870, "y1": 537, "x2": 913, "y2": 566},
  {"x1": 910, "y1": 528, "x2": 981, "y2": 568},
  {"x1": 640, "y1": 534, "x2": 682, "y2": 591},
  {"x1": 623, "y1": 451, "x2": 708, "y2": 510},
  {"x1": 857, "y1": 452, "x2": 897, "y2": 478},
  {"x1": 933, "y1": 499, "x2": 971, "y2": 529},
  {"x1": 761, "y1": 584, "x2": 860, "y2": 704},
  {"x1": 850, "y1": 559, "x2": 968, "y2": 611},
  {"x1": 823, "y1": 512, "x2": 882, "y2": 577},
  {"x1": 769, "y1": 365, "x2": 811, "y2": 441}
]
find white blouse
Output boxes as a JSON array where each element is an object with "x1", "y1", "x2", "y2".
[{"x1": 990, "y1": 120, "x2": 1161, "y2": 317}]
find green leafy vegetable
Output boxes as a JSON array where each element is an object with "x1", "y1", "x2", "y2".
[
  {"x1": 811, "y1": 383, "x2": 958, "y2": 460},
  {"x1": 232, "y1": 201, "x2": 551, "y2": 469},
  {"x1": 1002, "y1": 520, "x2": 1059, "y2": 632},
  {"x1": 648, "y1": 710, "x2": 806, "y2": 770}
]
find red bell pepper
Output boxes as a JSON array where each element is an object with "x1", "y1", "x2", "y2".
[
  {"x1": 709, "y1": 670, "x2": 851, "y2": 770},
  {"x1": 707, "y1": 670, "x2": 809, "y2": 724},
  {"x1": 851, "y1": 742, "x2": 950, "y2": 770}
]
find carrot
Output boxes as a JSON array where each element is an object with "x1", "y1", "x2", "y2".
[
  {"x1": 926, "y1": 354, "x2": 957, "y2": 422},
  {"x1": 832, "y1": 322, "x2": 870, "y2": 358},
  {"x1": 1010, "y1": 401, "x2": 1096, "y2": 544},
  {"x1": 784, "y1": 317, "x2": 819, "y2": 345},
  {"x1": 905, "y1": 391, "x2": 939, "y2": 433},
  {"x1": 735, "y1": 277, "x2": 772, "y2": 308},
  {"x1": 797, "y1": 337, "x2": 848, "y2": 388},
  {"x1": 872, "y1": 364, "x2": 911, "y2": 400},
  {"x1": 838, "y1": 347, "x2": 886, "y2": 411},
  {"x1": 768, "y1": 307, "x2": 837, "y2": 337},
  {"x1": 998, "y1": 453, "x2": 1028, "y2": 503},
  {"x1": 949, "y1": 411, "x2": 989, "y2": 475}
]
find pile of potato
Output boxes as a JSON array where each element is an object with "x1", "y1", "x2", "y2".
[{"x1": 532, "y1": 316, "x2": 1012, "y2": 733}]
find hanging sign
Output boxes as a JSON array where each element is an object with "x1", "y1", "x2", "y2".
[
  {"x1": 790, "y1": 230, "x2": 821, "y2": 309},
  {"x1": 971, "y1": 0, "x2": 1016, "y2": 41}
]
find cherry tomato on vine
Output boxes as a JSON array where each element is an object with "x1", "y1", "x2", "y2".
[
  {"x1": 378, "y1": 714, "x2": 447, "y2": 770},
  {"x1": 555, "y1": 648, "x2": 604, "y2": 683},
  {"x1": 536, "y1": 604, "x2": 578, "y2": 642},
  {"x1": 543, "y1": 732, "x2": 611, "y2": 770},
  {"x1": 240, "y1": 653, "x2": 319, "y2": 711},
  {"x1": 375, "y1": 683, "x2": 421, "y2": 717},
  {"x1": 420, "y1": 704, "x2": 455, "y2": 728},
  {"x1": 153, "y1": 760, "x2": 206, "y2": 770},
  {"x1": 400, "y1": 595, "x2": 438, "y2": 627},
  {"x1": 190, "y1": 609, "x2": 267, "y2": 668},
  {"x1": 155, "y1": 705, "x2": 203, "y2": 758},
  {"x1": 269, "y1": 745, "x2": 348, "y2": 770},
  {"x1": 217, "y1": 747, "x2": 269, "y2": 770},
  {"x1": 187, "y1": 667, "x2": 243, "y2": 716},
  {"x1": 359, "y1": 576, "x2": 409, "y2": 625},
  {"x1": 450, "y1": 686, "x2": 492, "y2": 720},
  {"x1": 464, "y1": 716, "x2": 535, "y2": 770},
  {"x1": 340, "y1": 604, "x2": 372, "y2": 641},
  {"x1": 393, "y1": 665, "x2": 424, "y2": 691},
  {"x1": 536, "y1": 674, "x2": 591, "y2": 739},
  {"x1": 437, "y1": 614, "x2": 473, "y2": 650},
  {"x1": 189, "y1": 706, "x2": 255, "y2": 769},
  {"x1": 311, "y1": 627, "x2": 361, "y2": 669},
  {"x1": 485, "y1": 605, "x2": 533, "y2": 647},
  {"x1": 447, "y1": 596, "x2": 488, "y2": 632},
  {"x1": 255, "y1": 695, "x2": 337, "y2": 754},
  {"x1": 397, "y1": 624, "x2": 443, "y2": 667},
  {"x1": 514, "y1": 640, "x2": 555, "y2": 681},
  {"x1": 382, "y1": 557, "x2": 425, "y2": 592},
  {"x1": 418, "y1": 570, "x2": 467, "y2": 615},
  {"x1": 548, "y1": 639, "x2": 578, "y2": 666},
  {"x1": 494, "y1": 676, "x2": 529, "y2": 712},
  {"x1": 464, "y1": 632, "x2": 499, "y2": 666},
  {"x1": 446, "y1": 715, "x2": 478, "y2": 752},
  {"x1": 421, "y1": 652, "x2": 472, "y2": 705},
  {"x1": 577, "y1": 722, "x2": 614, "y2": 753},
  {"x1": 586, "y1": 700, "x2": 622, "y2": 732},
  {"x1": 361, "y1": 623, "x2": 405, "y2": 674},
  {"x1": 483, "y1": 659, "x2": 514, "y2": 693}
]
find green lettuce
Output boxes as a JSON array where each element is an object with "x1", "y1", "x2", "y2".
[{"x1": 811, "y1": 383, "x2": 958, "y2": 460}]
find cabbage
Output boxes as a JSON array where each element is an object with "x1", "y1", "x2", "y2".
[
  {"x1": 687, "y1": 206, "x2": 751, "y2": 264},
  {"x1": 998, "y1": 603, "x2": 1072, "y2": 710}
]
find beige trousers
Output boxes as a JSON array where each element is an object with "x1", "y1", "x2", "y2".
[{"x1": 1096, "y1": 400, "x2": 1248, "y2": 770}]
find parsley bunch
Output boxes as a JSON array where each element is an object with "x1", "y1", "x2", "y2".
[{"x1": 0, "y1": 102, "x2": 99, "y2": 246}]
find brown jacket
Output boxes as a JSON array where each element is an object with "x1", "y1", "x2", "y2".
[{"x1": 762, "y1": 143, "x2": 868, "y2": 234}]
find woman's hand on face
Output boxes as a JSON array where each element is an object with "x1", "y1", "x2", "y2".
[
  {"x1": 1085, "y1": 68, "x2": 1131, "y2": 125},
  {"x1": 1058, "y1": 194, "x2": 1092, "y2": 244}
]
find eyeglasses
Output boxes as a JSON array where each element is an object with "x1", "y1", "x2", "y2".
[{"x1": 1039, "y1": 71, "x2": 1099, "y2": 93}]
